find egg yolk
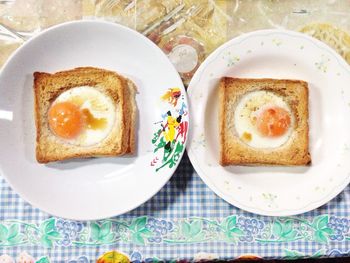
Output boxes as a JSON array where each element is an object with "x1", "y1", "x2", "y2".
[
  {"x1": 48, "y1": 102, "x2": 84, "y2": 139},
  {"x1": 256, "y1": 107, "x2": 291, "y2": 137}
]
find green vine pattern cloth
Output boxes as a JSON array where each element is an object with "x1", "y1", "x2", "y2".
[{"x1": 0, "y1": 215, "x2": 347, "y2": 248}]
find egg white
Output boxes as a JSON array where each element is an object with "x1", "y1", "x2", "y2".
[
  {"x1": 52, "y1": 86, "x2": 116, "y2": 146},
  {"x1": 234, "y1": 91, "x2": 294, "y2": 148}
]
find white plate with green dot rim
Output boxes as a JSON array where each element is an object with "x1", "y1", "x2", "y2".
[
  {"x1": 0, "y1": 21, "x2": 189, "y2": 220},
  {"x1": 187, "y1": 29, "x2": 350, "y2": 216}
]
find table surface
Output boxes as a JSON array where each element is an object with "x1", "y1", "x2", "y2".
[{"x1": 1, "y1": 1, "x2": 350, "y2": 262}]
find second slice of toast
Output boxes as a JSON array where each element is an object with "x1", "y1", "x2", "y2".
[{"x1": 219, "y1": 77, "x2": 311, "y2": 166}]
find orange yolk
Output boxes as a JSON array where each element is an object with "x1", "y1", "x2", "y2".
[
  {"x1": 48, "y1": 102, "x2": 84, "y2": 139},
  {"x1": 256, "y1": 107, "x2": 291, "y2": 137}
]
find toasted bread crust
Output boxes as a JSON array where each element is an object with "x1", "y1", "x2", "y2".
[
  {"x1": 219, "y1": 77, "x2": 311, "y2": 166},
  {"x1": 34, "y1": 67, "x2": 137, "y2": 163},
  {"x1": 124, "y1": 78, "x2": 137, "y2": 154}
]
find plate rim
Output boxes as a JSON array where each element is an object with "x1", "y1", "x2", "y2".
[
  {"x1": 187, "y1": 28, "x2": 350, "y2": 216},
  {"x1": 0, "y1": 20, "x2": 188, "y2": 220}
]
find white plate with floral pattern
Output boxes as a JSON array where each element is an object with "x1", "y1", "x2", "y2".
[
  {"x1": 187, "y1": 29, "x2": 350, "y2": 216},
  {"x1": 0, "y1": 21, "x2": 189, "y2": 220}
]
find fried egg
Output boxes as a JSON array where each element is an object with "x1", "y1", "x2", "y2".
[
  {"x1": 234, "y1": 91, "x2": 293, "y2": 148},
  {"x1": 48, "y1": 86, "x2": 115, "y2": 146}
]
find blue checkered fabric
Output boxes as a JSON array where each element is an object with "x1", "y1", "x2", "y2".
[{"x1": 1, "y1": 154, "x2": 350, "y2": 261}]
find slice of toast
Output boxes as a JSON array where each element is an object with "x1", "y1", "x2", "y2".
[
  {"x1": 219, "y1": 77, "x2": 311, "y2": 166},
  {"x1": 34, "y1": 67, "x2": 137, "y2": 163}
]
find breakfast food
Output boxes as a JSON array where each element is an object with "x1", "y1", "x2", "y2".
[
  {"x1": 34, "y1": 67, "x2": 137, "y2": 163},
  {"x1": 219, "y1": 77, "x2": 311, "y2": 166}
]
